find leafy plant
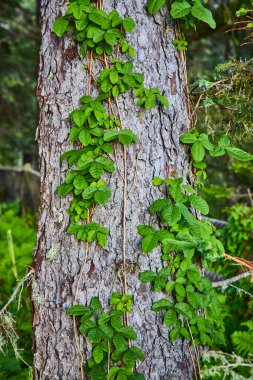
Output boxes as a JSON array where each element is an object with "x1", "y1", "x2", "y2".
[{"x1": 67, "y1": 296, "x2": 145, "y2": 380}]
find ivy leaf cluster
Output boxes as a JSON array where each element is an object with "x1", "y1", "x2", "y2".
[
  {"x1": 138, "y1": 176, "x2": 226, "y2": 345},
  {"x1": 53, "y1": 0, "x2": 136, "y2": 57},
  {"x1": 67, "y1": 296, "x2": 145, "y2": 380},
  {"x1": 146, "y1": 0, "x2": 216, "y2": 31},
  {"x1": 180, "y1": 132, "x2": 253, "y2": 184}
]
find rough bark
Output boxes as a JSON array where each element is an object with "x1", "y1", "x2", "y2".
[{"x1": 32, "y1": 1, "x2": 194, "y2": 379}]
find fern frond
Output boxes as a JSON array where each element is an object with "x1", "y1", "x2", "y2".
[{"x1": 232, "y1": 331, "x2": 253, "y2": 357}]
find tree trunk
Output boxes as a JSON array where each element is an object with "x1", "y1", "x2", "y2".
[{"x1": 32, "y1": 1, "x2": 194, "y2": 379}]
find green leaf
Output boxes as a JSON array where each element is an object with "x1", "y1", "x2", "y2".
[
  {"x1": 171, "y1": 1, "x2": 191, "y2": 19},
  {"x1": 118, "y1": 129, "x2": 138, "y2": 146},
  {"x1": 164, "y1": 310, "x2": 177, "y2": 328},
  {"x1": 97, "y1": 232, "x2": 107, "y2": 247},
  {"x1": 209, "y1": 147, "x2": 225, "y2": 157},
  {"x1": 139, "y1": 270, "x2": 157, "y2": 283},
  {"x1": 104, "y1": 129, "x2": 118, "y2": 141},
  {"x1": 96, "y1": 156, "x2": 115, "y2": 173},
  {"x1": 91, "y1": 296, "x2": 101, "y2": 312},
  {"x1": 91, "y1": 366, "x2": 107, "y2": 380},
  {"x1": 174, "y1": 302, "x2": 192, "y2": 319},
  {"x1": 159, "y1": 266, "x2": 171, "y2": 278},
  {"x1": 180, "y1": 133, "x2": 198, "y2": 144},
  {"x1": 99, "y1": 324, "x2": 114, "y2": 339},
  {"x1": 175, "y1": 284, "x2": 186, "y2": 300},
  {"x1": 110, "y1": 71, "x2": 119, "y2": 84},
  {"x1": 198, "y1": 133, "x2": 214, "y2": 151},
  {"x1": 148, "y1": 198, "x2": 170, "y2": 213},
  {"x1": 120, "y1": 326, "x2": 137, "y2": 340},
  {"x1": 142, "y1": 233, "x2": 159, "y2": 253},
  {"x1": 152, "y1": 299, "x2": 172, "y2": 311},
  {"x1": 169, "y1": 328, "x2": 180, "y2": 343},
  {"x1": 56, "y1": 183, "x2": 73, "y2": 197},
  {"x1": 79, "y1": 130, "x2": 91, "y2": 146},
  {"x1": 189, "y1": 195, "x2": 209, "y2": 215},
  {"x1": 67, "y1": 305, "x2": 92, "y2": 316},
  {"x1": 146, "y1": 0, "x2": 165, "y2": 14},
  {"x1": 162, "y1": 204, "x2": 181, "y2": 226},
  {"x1": 53, "y1": 17, "x2": 69, "y2": 37},
  {"x1": 137, "y1": 225, "x2": 155, "y2": 236},
  {"x1": 88, "y1": 328, "x2": 102, "y2": 344},
  {"x1": 152, "y1": 176, "x2": 163, "y2": 186},
  {"x1": 113, "y1": 334, "x2": 127, "y2": 351},
  {"x1": 157, "y1": 94, "x2": 169, "y2": 107},
  {"x1": 191, "y1": 142, "x2": 205, "y2": 162},
  {"x1": 108, "y1": 367, "x2": 120, "y2": 379},
  {"x1": 73, "y1": 110, "x2": 86, "y2": 127},
  {"x1": 165, "y1": 280, "x2": 175, "y2": 292},
  {"x1": 123, "y1": 17, "x2": 136, "y2": 32},
  {"x1": 93, "y1": 345, "x2": 103, "y2": 364},
  {"x1": 94, "y1": 185, "x2": 112, "y2": 205},
  {"x1": 73, "y1": 175, "x2": 87, "y2": 190},
  {"x1": 187, "y1": 267, "x2": 201, "y2": 284},
  {"x1": 191, "y1": 3, "x2": 216, "y2": 29},
  {"x1": 89, "y1": 163, "x2": 104, "y2": 178},
  {"x1": 226, "y1": 147, "x2": 253, "y2": 161}
]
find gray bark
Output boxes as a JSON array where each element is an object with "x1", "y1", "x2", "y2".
[{"x1": 32, "y1": 1, "x2": 194, "y2": 379}]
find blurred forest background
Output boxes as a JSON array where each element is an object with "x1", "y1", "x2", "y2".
[{"x1": 0, "y1": 0, "x2": 252, "y2": 379}]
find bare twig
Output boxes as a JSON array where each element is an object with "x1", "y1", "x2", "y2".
[
  {"x1": 212, "y1": 271, "x2": 252, "y2": 288},
  {"x1": 0, "y1": 270, "x2": 34, "y2": 318}
]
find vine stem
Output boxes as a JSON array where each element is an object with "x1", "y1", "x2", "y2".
[{"x1": 186, "y1": 320, "x2": 202, "y2": 380}]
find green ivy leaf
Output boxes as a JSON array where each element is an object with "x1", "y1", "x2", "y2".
[
  {"x1": 53, "y1": 17, "x2": 69, "y2": 37},
  {"x1": 104, "y1": 129, "x2": 119, "y2": 141},
  {"x1": 94, "y1": 185, "x2": 112, "y2": 205},
  {"x1": 79, "y1": 130, "x2": 91, "y2": 146},
  {"x1": 191, "y1": 142, "x2": 205, "y2": 162},
  {"x1": 67, "y1": 305, "x2": 92, "y2": 316},
  {"x1": 226, "y1": 147, "x2": 253, "y2": 161},
  {"x1": 169, "y1": 328, "x2": 180, "y2": 343},
  {"x1": 120, "y1": 326, "x2": 137, "y2": 340},
  {"x1": 56, "y1": 183, "x2": 73, "y2": 197},
  {"x1": 73, "y1": 110, "x2": 86, "y2": 127},
  {"x1": 93, "y1": 345, "x2": 104, "y2": 364},
  {"x1": 137, "y1": 225, "x2": 155, "y2": 236},
  {"x1": 97, "y1": 232, "x2": 107, "y2": 247},
  {"x1": 165, "y1": 280, "x2": 175, "y2": 292},
  {"x1": 189, "y1": 195, "x2": 209, "y2": 215},
  {"x1": 89, "y1": 162, "x2": 104, "y2": 178},
  {"x1": 152, "y1": 299, "x2": 172, "y2": 311},
  {"x1": 118, "y1": 129, "x2": 138, "y2": 146},
  {"x1": 164, "y1": 309, "x2": 177, "y2": 328},
  {"x1": 142, "y1": 233, "x2": 159, "y2": 253},
  {"x1": 174, "y1": 302, "x2": 192, "y2": 319},
  {"x1": 108, "y1": 367, "x2": 120, "y2": 379},
  {"x1": 122, "y1": 17, "x2": 136, "y2": 32},
  {"x1": 187, "y1": 267, "x2": 201, "y2": 284},
  {"x1": 73, "y1": 175, "x2": 87, "y2": 190},
  {"x1": 180, "y1": 133, "x2": 198, "y2": 144},
  {"x1": 91, "y1": 296, "x2": 101, "y2": 312},
  {"x1": 146, "y1": 0, "x2": 165, "y2": 14},
  {"x1": 139, "y1": 270, "x2": 157, "y2": 283},
  {"x1": 191, "y1": 3, "x2": 216, "y2": 29},
  {"x1": 171, "y1": 1, "x2": 191, "y2": 19},
  {"x1": 148, "y1": 198, "x2": 170, "y2": 213}
]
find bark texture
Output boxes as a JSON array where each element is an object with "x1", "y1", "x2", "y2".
[{"x1": 33, "y1": 1, "x2": 194, "y2": 379}]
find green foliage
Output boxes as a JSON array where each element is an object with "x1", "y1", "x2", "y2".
[
  {"x1": 138, "y1": 177, "x2": 226, "y2": 346},
  {"x1": 232, "y1": 322, "x2": 253, "y2": 357},
  {"x1": 53, "y1": 3, "x2": 168, "y2": 250},
  {"x1": 67, "y1": 296, "x2": 145, "y2": 380},
  {"x1": 0, "y1": 0, "x2": 39, "y2": 164},
  {"x1": 146, "y1": 0, "x2": 216, "y2": 31},
  {"x1": 201, "y1": 351, "x2": 253, "y2": 379},
  {"x1": 0, "y1": 202, "x2": 36, "y2": 379},
  {"x1": 53, "y1": 1, "x2": 136, "y2": 57}
]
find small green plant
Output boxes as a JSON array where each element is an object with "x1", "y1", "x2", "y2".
[{"x1": 67, "y1": 296, "x2": 145, "y2": 380}]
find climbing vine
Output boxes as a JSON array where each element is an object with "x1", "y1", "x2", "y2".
[{"x1": 53, "y1": 0, "x2": 253, "y2": 379}]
